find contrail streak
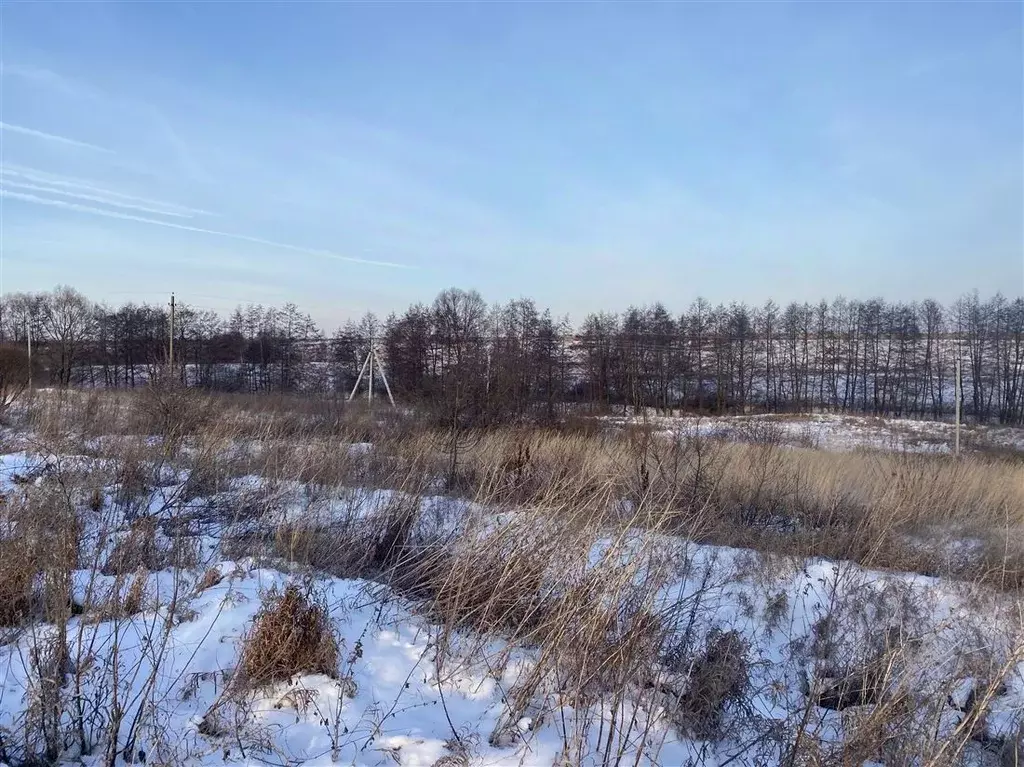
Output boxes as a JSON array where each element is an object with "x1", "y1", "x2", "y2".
[
  {"x1": 2, "y1": 165, "x2": 216, "y2": 216},
  {"x1": 1, "y1": 179, "x2": 195, "y2": 218},
  {"x1": 0, "y1": 121, "x2": 115, "y2": 154},
  {"x1": 1, "y1": 188, "x2": 411, "y2": 269}
]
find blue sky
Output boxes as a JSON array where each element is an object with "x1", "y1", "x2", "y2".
[{"x1": 1, "y1": 1, "x2": 1021, "y2": 327}]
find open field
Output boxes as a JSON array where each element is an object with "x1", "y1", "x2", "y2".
[
  {"x1": 0, "y1": 388, "x2": 1021, "y2": 766},
  {"x1": 599, "y1": 412, "x2": 1024, "y2": 456},
  {"x1": 6, "y1": 0, "x2": 1023, "y2": 763}
]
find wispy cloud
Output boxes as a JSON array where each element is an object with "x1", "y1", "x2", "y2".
[
  {"x1": 1, "y1": 62, "x2": 99, "y2": 100},
  {"x1": 150, "y1": 107, "x2": 212, "y2": 183},
  {"x1": 0, "y1": 188, "x2": 412, "y2": 269},
  {"x1": 0, "y1": 178, "x2": 198, "y2": 218},
  {"x1": 4, "y1": 0, "x2": 1017, "y2": 321},
  {"x1": 1, "y1": 166, "x2": 217, "y2": 216},
  {"x1": 0, "y1": 121, "x2": 114, "y2": 154}
]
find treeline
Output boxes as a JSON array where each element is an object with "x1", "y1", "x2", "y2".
[{"x1": 3, "y1": 286, "x2": 1023, "y2": 425}]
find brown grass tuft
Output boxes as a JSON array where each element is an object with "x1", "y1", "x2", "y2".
[
  {"x1": 237, "y1": 584, "x2": 339, "y2": 688},
  {"x1": 103, "y1": 516, "x2": 161, "y2": 576},
  {"x1": 670, "y1": 629, "x2": 749, "y2": 740},
  {"x1": 195, "y1": 567, "x2": 223, "y2": 593},
  {"x1": 0, "y1": 537, "x2": 36, "y2": 626}
]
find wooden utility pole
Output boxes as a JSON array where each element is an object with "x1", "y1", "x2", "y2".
[
  {"x1": 349, "y1": 350, "x2": 371, "y2": 402},
  {"x1": 26, "y1": 319, "x2": 32, "y2": 395},
  {"x1": 954, "y1": 354, "x2": 962, "y2": 456},
  {"x1": 168, "y1": 293, "x2": 176, "y2": 380},
  {"x1": 368, "y1": 333, "x2": 374, "y2": 405},
  {"x1": 378, "y1": 354, "x2": 395, "y2": 406},
  {"x1": 347, "y1": 341, "x2": 396, "y2": 407}
]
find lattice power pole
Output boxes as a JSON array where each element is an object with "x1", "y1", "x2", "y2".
[{"x1": 347, "y1": 339, "x2": 395, "y2": 407}]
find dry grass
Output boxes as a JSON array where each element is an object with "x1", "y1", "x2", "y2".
[
  {"x1": 2, "y1": 388, "x2": 1021, "y2": 763},
  {"x1": 11, "y1": 387, "x2": 1024, "y2": 595},
  {"x1": 236, "y1": 584, "x2": 339, "y2": 689},
  {"x1": 102, "y1": 516, "x2": 162, "y2": 575},
  {"x1": 0, "y1": 489, "x2": 81, "y2": 629},
  {"x1": 0, "y1": 536, "x2": 35, "y2": 626},
  {"x1": 669, "y1": 629, "x2": 750, "y2": 740},
  {"x1": 200, "y1": 400, "x2": 1022, "y2": 762},
  {"x1": 194, "y1": 566, "x2": 223, "y2": 593},
  {"x1": 87, "y1": 567, "x2": 150, "y2": 621},
  {"x1": 376, "y1": 423, "x2": 1024, "y2": 588}
]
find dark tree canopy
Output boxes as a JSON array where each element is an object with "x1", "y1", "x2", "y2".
[{"x1": 3, "y1": 287, "x2": 1023, "y2": 425}]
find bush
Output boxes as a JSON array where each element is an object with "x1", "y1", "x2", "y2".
[
  {"x1": 1, "y1": 495, "x2": 81, "y2": 627},
  {"x1": 0, "y1": 345, "x2": 30, "y2": 414},
  {"x1": 671, "y1": 629, "x2": 749, "y2": 740},
  {"x1": 135, "y1": 381, "x2": 215, "y2": 450},
  {"x1": 102, "y1": 517, "x2": 161, "y2": 575},
  {"x1": 237, "y1": 584, "x2": 339, "y2": 688},
  {"x1": 0, "y1": 537, "x2": 35, "y2": 626}
]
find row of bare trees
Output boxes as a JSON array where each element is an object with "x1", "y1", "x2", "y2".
[{"x1": 3, "y1": 286, "x2": 1023, "y2": 424}]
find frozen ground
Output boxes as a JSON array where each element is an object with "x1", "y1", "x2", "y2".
[
  {"x1": 599, "y1": 412, "x2": 1024, "y2": 455},
  {"x1": 0, "y1": 439, "x2": 1021, "y2": 766},
  {"x1": 2, "y1": 551, "x2": 1020, "y2": 766}
]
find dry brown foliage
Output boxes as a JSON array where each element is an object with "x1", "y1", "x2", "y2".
[
  {"x1": 195, "y1": 567, "x2": 223, "y2": 593},
  {"x1": 102, "y1": 516, "x2": 161, "y2": 575},
  {"x1": 670, "y1": 629, "x2": 750, "y2": 740},
  {"x1": 0, "y1": 536, "x2": 35, "y2": 626},
  {"x1": 237, "y1": 584, "x2": 339, "y2": 689}
]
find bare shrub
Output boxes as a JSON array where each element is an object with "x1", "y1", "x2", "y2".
[
  {"x1": 237, "y1": 584, "x2": 339, "y2": 689},
  {"x1": 0, "y1": 345, "x2": 30, "y2": 415},
  {"x1": 166, "y1": 530, "x2": 201, "y2": 570},
  {"x1": 195, "y1": 567, "x2": 223, "y2": 593},
  {"x1": 134, "y1": 381, "x2": 216, "y2": 451},
  {"x1": 0, "y1": 537, "x2": 35, "y2": 626},
  {"x1": 1, "y1": 492, "x2": 81, "y2": 628},
  {"x1": 371, "y1": 494, "x2": 423, "y2": 572},
  {"x1": 111, "y1": 451, "x2": 151, "y2": 515},
  {"x1": 763, "y1": 590, "x2": 789, "y2": 634},
  {"x1": 834, "y1": 691, "x2": 915, "y2": 764},
  {"x1": 102, "y1": 516, "x2": 161, "y2": 575},
  {"x1": 180, "y1": 464, "x2": 221, "y2": 502},
  {"x1": 669, "y1": 629, "x2": 749, "y2": 740}
]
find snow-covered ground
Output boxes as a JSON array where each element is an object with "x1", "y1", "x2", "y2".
[
  {"x1": 3, "y1": 551, "x2": 1020, "y2": 766},
  {"x1": 0, "y1": 436, "x2": 1021, "y2": 766},
  {"x1": 599, "y1": 412, "x2": 1024, "y2": 455}
]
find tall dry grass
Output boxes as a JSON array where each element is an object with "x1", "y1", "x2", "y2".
[
  {"x1": 0, "y1": 387, "x2": 1020, "y2": 764},
  {"x1": 357, "y1": 421, "x2": 1023, "y2": 587}
]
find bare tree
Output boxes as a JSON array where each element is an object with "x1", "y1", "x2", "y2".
[
  {"x1": 0, "y1": 345, "x2": 30, "y2": 412},
  {"x1": 2, "y1": 283, "x2": 1023, "y2": 425},
  {"x1": 40, "y1": 286, "x2": 95, "y2": 386}
]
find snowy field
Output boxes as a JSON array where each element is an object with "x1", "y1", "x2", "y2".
[
  {"x1": 0, "y1": 406, "x2": 1021, "y2": 766},
  {"x1": 3, "y1": 543, "x2": 1020, "y2": 766},
  {"x1": 599, "y1": 412, "x2": 1024, "y2": 455}
]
